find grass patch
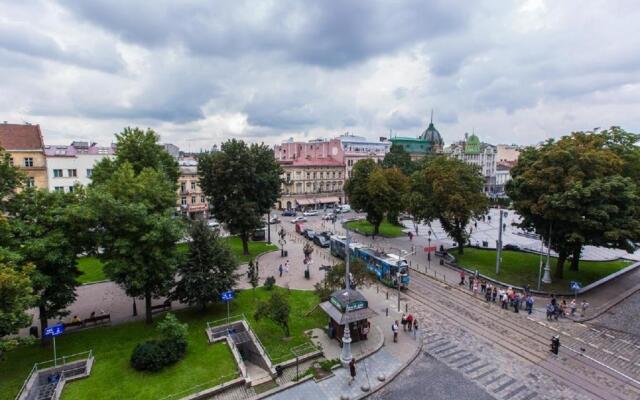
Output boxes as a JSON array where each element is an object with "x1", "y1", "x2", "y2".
[
  {"x1": 0, "y1": 288, "x2": 324, "y2": 400},
  {"x1": 453, "y1": 248, "x2": 632, "y2": 293},
  {"x1": 76, "y1": 237, "x2": 276, "y2": 284},
  {"x1": 345, "y1": 218, "x2": 405, "y2": 238}
]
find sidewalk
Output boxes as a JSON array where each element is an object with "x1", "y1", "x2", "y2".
[{"x1": 263, "y1": 284, "x2": 422, "y2": 400}]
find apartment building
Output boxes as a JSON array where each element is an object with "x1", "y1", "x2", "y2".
[
  {"x1": 0, "y1": 123, "x2": 48, "y2": 190},
  {"x1": 45, "y1": 141, "x2": 115, "y2": 192}
]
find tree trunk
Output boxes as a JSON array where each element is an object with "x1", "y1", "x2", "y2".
[
  {"x1": 555, "y1": 249, "x2": 567, "y2": 279},
  {"x1": 457, "y1": 236, "x2": 464, "y2": 255},
  {"x1": 145, "y1": 292, "x2": 153, "y2": 325},
  {"x1": 39, "y1": 305, "x2": 49, "y2": 345},
  {"x1": 570, "y1": 245, "x2": 581, "y2": 271},
  {"x1": 374, "y1": 222, "x2": 380, "y2": 236},
  {"x1": 241, "y1": 233, "x2": 250, "y2": 256}
]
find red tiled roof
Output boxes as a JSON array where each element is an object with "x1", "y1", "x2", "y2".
[{"x1": 0, "y1": 124, "x2": 45, "y2": 150}]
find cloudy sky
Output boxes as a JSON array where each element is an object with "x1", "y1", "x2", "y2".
[{"x1": 1, "y1": 0, "x2": 639, "y2": 150}]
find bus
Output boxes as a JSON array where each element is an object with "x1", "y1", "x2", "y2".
[{"x1": 330, "y1": 236, "x2": 410, "y2": 289}]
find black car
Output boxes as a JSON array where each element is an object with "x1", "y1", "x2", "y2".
[
  {"x1": 303, "y1": 229, "x2": 316, "y2": 240},
  {"x1": 281, "y1": 210, "x2": 297, "y2": 217},
  {"x1": 313, "y1": 235, "x2": 330, "y2": 248}
]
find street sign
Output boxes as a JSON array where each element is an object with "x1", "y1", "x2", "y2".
[
  {"x1": 44, "y1": 324, "x2": 64, "y2": 338},
  {"x1": 569, "y1": 281, "x2": 582, "y2": 291},
  {"x1": 424, "y1": 246, "x2": 437, "y2": 253},
  {"x1": 220, "y1": 291, "x2": 235, "y2": 302}
]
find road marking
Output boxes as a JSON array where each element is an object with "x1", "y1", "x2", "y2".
[
  {"x1": 605, "y1": 333, "x2": 616, "y2": 339},
  {"x1": 588, "y1": 343, "x2": 599, "y2": 349},
  {"x1": 561, "y1": 331, "x2": 570, "y2": 336},
  {"x1": 537, "y1": 321, "x2": 547, "y2": 327},
  {"x1": 591, "y1": 328, "x2": 601, "y2": 333},
  {"x1": 602, "y1": 349, "x2": 614, "y2": 355},
  {"x1": 617, "y1": 355, "x2": 630, "y2": 362},
  {"x1": 574, "y1": 337, "x2": 585, "y2": 343},
  {"x1": 620, "y1": 339, "x2": 632, "y2": 345},
  {"x1": 577, "y1": 323, "x2": 588, "y2": 328},
  {"x1": 549, "y1": 326, "x2": 559, "y2": 332}
]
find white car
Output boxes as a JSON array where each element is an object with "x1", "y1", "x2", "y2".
[
  {"x1": 207, "y1": 219, "x2": 220, "y2": 229},
  {"x1": 337, "y1": 204, "x2": 352, "y2": 213},
  {"x1": 303, "y1": 210, "x2": 319, "y2": 216},
  {"x1": 290, "y1": 216, "x2": 307, "y2": 224}
]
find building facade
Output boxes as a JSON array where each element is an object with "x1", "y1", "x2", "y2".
[
  {"x1": 445, "y1": 133, "x2": 497, "y2": 193},
  {"x1": 389, "y1": 115, "x2": 444, "y2": 160},
  {"x1": 496, "y1": 144, "x2": 520, "y2": 163},
  {"x1": 338, "y1": 133, "x2": 390, "y2": 178},
  {"x1": 0, "y1": 123, "x2": 48, "y2": 190},
  {"x1": 177, "y1": 156, "x2": 210, "y2": 220},
  {"x1": 45, "y1": 141, "x2": 115, "y2": 192},
  {"x1": 274, "y1": 139, "x2": 345, "y2": 210}
]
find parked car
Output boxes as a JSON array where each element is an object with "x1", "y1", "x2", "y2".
[
  {"x1": 281, "y1": 210, "x2": 297, "y2": 217},
  {"x1": 303, "y1": 229, "x2": 316, "y2": 240},
  {"x1": 269, "y1": 217, "x2": 281, "y2": 224},
  {"x1": 313, "y1": 235, "x2": 330, "y2": 248},
  {"x1": 291, "y1": 216, "x2": 307, "y2": 224},
  {"x1": 207, "y1": 219, "x2": 220, "y2": 229},
  {"x1": 336, "y1": 204, "x2": 351, "y2": 213},
  {"x1": 303, "y1": 210, "x2": 319, "y2": 216}
]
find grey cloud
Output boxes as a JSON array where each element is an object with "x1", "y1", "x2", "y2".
[{"x1": 384, "y1": 111, "x2": 422, "y2": 130}]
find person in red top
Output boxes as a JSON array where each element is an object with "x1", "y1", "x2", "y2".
[
  {"x1": 459, "y1": 270, "x2": 466, "y2": 286},
  {"x1": 406, "y1": 314, "x2": 414, "y2": 332}
]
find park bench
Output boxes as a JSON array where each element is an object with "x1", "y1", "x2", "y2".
[
  {"x1": 63, "y1": 321, "x2": 84, "y2": 329},
  {"x1": 84, "y1": 314, "x2": 111, "y2": 325},
  {"x1": 151, "y1": 300, "x2": 172, "y2": 314}
]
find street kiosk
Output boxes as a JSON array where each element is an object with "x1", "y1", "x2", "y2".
[{"x1": 319, "y1": 289, "x2": 376, "y2": 345}]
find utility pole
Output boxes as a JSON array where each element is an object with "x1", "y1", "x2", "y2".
[
  {"x1": 340, "y1": 215, "x2": 353, "y2": 367},
  {"x1": 266, "y1": 212, "x2": 271, "y2": 244},
  {"x1": 496, "y1": 208, "x2": 506, "y2": 275},
  {"x1": 542, "y1": 224, "x2": 553, "y2": 284}
]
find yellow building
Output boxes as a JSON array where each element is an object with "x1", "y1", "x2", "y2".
[
  {"x1": 177, "y1": 156, "x2": 210, "y2": 220},
  {"x1": 0, "y1": 123, "x2": 48, "y2": 190},
  {"x1": 278, "y1": 159, "x2": 345, "y2": 210}
]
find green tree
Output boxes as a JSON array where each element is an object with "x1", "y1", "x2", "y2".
[
  {"x1": 382, "y1": 167, "x2": 410, "y2": 225},
  {"x1": 254, "y1": 290, "x2": 291, "y2": 337},
  {"x1": 0, "y1": 263, "x2": 35, "y2": 338},
  {"x1": 5, "y1": 189, "x2": 84, "y2": 340},
  {"x1": 88, "y1": 164, "x2": 182, "y2": 324},
  {"x1": 0, "y1": 147, "x2": 24, "y2": 202},
  {"x1": 413, "y1": 157, "x2": 487, "y2": 254},
  {"x1": 172, "y1": 221, "x2": 238, "y2": 310},
  {"x1": 382, "y1": 144, "x2": 414, "y2": 176},
  {"x1": 508, "y1": 130, "x2": 640, "y2": 277},
  {"x1": 91, "y1": 127, "x2": 179, "y2": 189},
  {"x1": 198, "y1": 140, "x2": 282, "y2": 255}
]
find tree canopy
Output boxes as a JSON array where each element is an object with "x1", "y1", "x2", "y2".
[
  {"x1": 198, "y1": 140, "x2": 282, "y2": 255},
  {"x1": 507, "y1": 128, "x2": 640, "y2": 278},
  {"x1": 411, "y1": 157, "x2": 487, "y2": 254},
  {"x1": 0, "y1": 263, "x2": 35, "y2": 338},
  {"x1": 382, "y1": 144, "x2": 415, "y2": 176},
  {"x1": 172, "y1": 221, "x2": 238, "y2": 310},
  {"x1": 0, "y1": 147, "x2": 24, "y2": 202}
]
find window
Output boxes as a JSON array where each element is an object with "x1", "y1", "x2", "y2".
[
  {"x1": 24, "y1": 157, "x2": 33, "y2": 167},
  {"x1": 68, "y1": 169, "x2": 77, "y2": 177},
  {"x1": 306, "y1": 172, "x2": 310, "y2": 179},
  {"x1": 181, "y1": 197, "x2": 187, "y2": 205},
  {"x1": 27, "y1": 177, "x2": 35, "y2": 188},
  {"x1": 68, "y1": 186, "x2": 74, "y2": 193},
  {"x1": 86, "y1": 169, "x2": 93, "y2": 178},
  {"x1": 201, "y1": 195, "x2": 206, "y2": 203},
  {"x1": 191, "y1": 195, "x2": 196, "y2": 204},
  {"x1": 9, "y1": 157, "x2": 13, "y2": 166},
  {"x1": 180, "y1": 182, "x2": 186, "y2": 193},
  {"x1": 191, "y1": 181, "x2": 196, "y2": 190},
  {"x1": 54, "y1": 186, "x2": 64, "y2": 192},
  {"x1": 53, "y1": 169, "x2": 63, "y2": 178}
]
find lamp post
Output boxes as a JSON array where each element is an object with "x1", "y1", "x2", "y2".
[
  {"x1": 266, "y1": 212, "x2": 271, "y2": 244},
  {"x1": 340, "y1": 214, "x2": 353, "y2": 367},
  {"x1": 495, "y1": 208, "x2": 508, "y2": 275},
  {"x1": 537, "y1": 233, "x2": 544, "y2": 291},
  {"x1": 542, "y1": 224, "x2": 553, "y2": 284},
  {"x1": 427, "y1": 230, "x2": 432, "y2": 270},
  {"x1": 390, "y1": 247, "x2": 416, "y2": 312}
]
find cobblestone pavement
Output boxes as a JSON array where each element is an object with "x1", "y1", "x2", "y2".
[
  {"x1": 590, "y1": 291, "x2": 640, "y2": 338},
  {"x1": 370, "y1": 351, "x2": 496, "y2": 400}
]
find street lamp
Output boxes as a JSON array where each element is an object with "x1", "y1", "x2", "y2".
[
  {"x1": 542, "y1": 224, "x2": 553, "y2": 284},
  {"x1": 390, "y1": 247, "x2": 416, "y2": 312},
  {"x1": 495, "y1": 208, "x2": 508, "y2": 275},
  {"x1": 427, "y1": 230, "x2": 432, "y2": 271},
  {"x1": 340, "y1": 213, "x2": 353, "y2": 367}
]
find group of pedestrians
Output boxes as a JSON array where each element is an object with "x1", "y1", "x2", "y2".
[
  {"x1": 545, "y1": 296, "x2": 589, "y2": 320},
  {"x1": 277, "y1": 260, "x2": 290, "y2": 277},
  {"x1": 459, "y1": 270, "x2": 534, "y2": 315},
  {"x1": 391, "y1": 313, "x2": 420, "y2": 343}
]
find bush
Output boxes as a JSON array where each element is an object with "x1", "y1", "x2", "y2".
[
  {"x1": 264, "y1": 276, "x2": 276, "y2": 290},
  {"x1": 131, "y1": 341, "x2": 165, "y2": 372},
  {"x1": 157, "y1": 313, "x2": 188, "y2": 343},
  {"x1": 130, "y1": 313, "x2": 189, "y2": 372}
]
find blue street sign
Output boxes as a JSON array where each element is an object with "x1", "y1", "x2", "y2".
[
  {"x1": 570, "y1": 281, "x2": 582, "y2": 291},
  {"x1": 44, "y1": 324, "x2": 65, "y2": 338},
  {"x1": 220, "y1": 291, "x2": 235, "y2": 302}
]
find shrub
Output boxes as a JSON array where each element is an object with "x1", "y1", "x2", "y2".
[
  {"x1": 264, "y1": 276, "x2": 276, "y2": 290},
  {"x1": 157, "y1": 313, "x2": 188, "y2": 343},
  {"x1": 130, "y1": 341, "x2": 165, "y2": 372},
  {"x1": 130, "y1": 313, "x2": 189, "y2": 372}
]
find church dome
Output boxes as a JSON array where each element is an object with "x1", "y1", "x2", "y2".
[{"x1": 420, "y1": 122, "x2": 443, "y2": 146}]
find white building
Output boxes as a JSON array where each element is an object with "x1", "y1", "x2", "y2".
[
  {"x1": 337, "y1": 133, "x2": 391, "y2": 178},
  {"x1": 494, "y1": 162, "x2": 513, "y2": 195},
  {"x1": 445, "y1": 133, "x2": 497, "y2": 193},
  {"x1": 45, "y1": 141, "x2": 115, "y2": 192}
]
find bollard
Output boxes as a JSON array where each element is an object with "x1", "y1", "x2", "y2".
[
  {"x1": 405, "y1": 303, "x2": 408, "y2": 313},
  {"x1": 386, "y1": 307, "x2": 388, "y2": 317},
  {"x1": 386, "y1": 291, "x2": 389, "y2": 300}
]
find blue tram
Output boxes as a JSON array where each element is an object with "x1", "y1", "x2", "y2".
[{"x1": 330, "y1": 236, "x2": 410, "y2": 289}]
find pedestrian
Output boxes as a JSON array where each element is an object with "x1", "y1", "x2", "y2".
[
  {"x1": 255, "y1": 260, "x2": 259, "y2": 275},
  {"x1": 473, "y1": 279, "x2": 479, "y2": 295},
  {"x1": 580, "y1": 300, "x2": 589, "y2": 317},
  {"x1": 278, "y1": 264, "x2": 283, "y2": 277},
  {"x1": 546, "y1": 303, "x2": 554, "y2": 321},
  {"x1": 526, "y1": 295, "x2": 534, "y2": 315},
  {"x1": 492, "y1": 287, "x2": 498, "y2": 302},
  {"x1": 513, "y1": 293, "x2": 520, "y2": 313},
  {"x1": 474, "y1": 221, "x2": 477, "y2": 228},
  {"x1": 485, "y1": 285, "x2": 492, "y2": 302},
  {"x1": 406, "y1": 314, "x2": 413, "y2": 332},
  {"x1": 284, "y1": 260, "x2": 290, "y2": 274},
  {"x1": 401, "y1": 313, "x2": 407, "y2": 331},
  {"x1": 570, "y1": 299, "x2": 577, "y2": 316},
  {"x1": 480, "y1": 280, "x2": 486, "y2": 294},
  {"x1": 413, "y1": 318, "x2": 419, "y2": 339},
  {"x1": 392, "y1": 321, "x2": 399, "y2": 343},
  {"x1": 459, "y1": 270, "x2": 466, "y2": 286},
  {"x1": 349, "y1": 358, "x2": 356, "y2": 385},
  {"x1": 468, "y1": 276, "x2": 474, "y2": 290},
  {"x1": 408, "y1": 231, "x2": 413, "y2": 241}
]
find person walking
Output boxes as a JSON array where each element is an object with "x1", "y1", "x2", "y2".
[
  {"x1": 406, "y1": 314, "x2": 414, "y2": 332},
  {"x1": 459, "y1": 270, "x2": 466, "y2": 286},
  {"x1": 349, "y1": 358, "x2": 356, "y2": 385},
  {"x1": 580, "y1": 300, "x2": 590, "y2": 317},
  {"x1": 284, "y1": 260, "x2": 290, "y2": 274},
  {"x1": 492, "y1": 287, "x2": 498, "y2": 303},
  {"x1": 570, "y1": 299, "x2": 577, "y2": 316},
  {"x1": 278, "y1": 264, "x2": 283, "y2": 277},
  {"x1": 526, "y1": 295, "x2": 534, "y2": 315},
  {"x1": 413, "y1": 318, "x2": 419, "y2": 340},
  {"x1": 513, "y1": 293, "x2": 520, "y2": 313},
  {"x1": 392, "y1": 321, "x2": 399, "y2": 343},
  {"x1": 401, "y1": 313, "x2": 407, "y2": 331}
]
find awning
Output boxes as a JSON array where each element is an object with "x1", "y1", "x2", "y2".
[
  {"x1": 319, "y1": 301, "x2": 377, "y2": 325},
  {"x1": 296, "y1": 198, "x2": 315, "y2": 206},
  {"x1": 317, "y1": 196, "x2": 340, "y2": 204}
]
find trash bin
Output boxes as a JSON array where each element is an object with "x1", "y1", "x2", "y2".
[
  {"x1": 482, "y1": 241, "x2": 488, "y2": 247},
  {"x1": 284, "y1": 250, "x2": 288, "y2": 257},
  {"x1": 275, "y1": 365, "x2": 284, "y2": 377},
  {"x1": 439, "y1": 259, "x2": 444, "y2": 266},
  {"x1": 304, "y1": 269, "x2": 310, "y2": 279}
]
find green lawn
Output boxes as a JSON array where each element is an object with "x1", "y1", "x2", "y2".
[
  {"x1": 0, "y1": 288, "x2": 324, "y2": 400},
  {"x1": 76, "y1": 237, "x2": 277, "y2": 284},
  {"x1": 453, "y1": 248, "x2": 632, "y2": 293},
  {"x1": 345, "y1": 218, "x2": 405, "y2": 238}
]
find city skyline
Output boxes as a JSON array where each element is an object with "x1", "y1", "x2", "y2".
[{"x1": 1, "y1": 0, "x2": 638, "y2": 150}]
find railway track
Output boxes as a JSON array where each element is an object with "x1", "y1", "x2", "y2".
[{"x1": 404, "y1": 272, "x2": 640, "y2": 400}]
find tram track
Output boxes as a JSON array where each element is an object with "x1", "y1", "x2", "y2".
[{"x1": 404, "y1": 272, "x2": 640, "y2": 400}]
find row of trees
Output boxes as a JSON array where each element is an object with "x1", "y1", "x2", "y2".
[
  {"x1": 507, "y1": 127, "x2": 640, "y2": 278},
  {"x1": 346, "y1": 144, "x2": 487, "y2": 253},
  {"x1": 1, "y1": 129, "x2": 282, "y2": 348}
]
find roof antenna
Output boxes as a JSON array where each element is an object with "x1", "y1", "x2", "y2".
[{"x1": 430, "y1": 109, "x2": 434, "y2": 124}]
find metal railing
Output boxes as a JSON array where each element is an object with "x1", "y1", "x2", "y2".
[{"x1": 157, "y1": 371, "x2": 240, "y2": 400}]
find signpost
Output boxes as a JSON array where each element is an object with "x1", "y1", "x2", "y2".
[
  {"x1": 44, "y1": 324, "x2": 65, "y2": 366},
  {"x1": 220, "y1": 291, "x2": 235, "y2": 332}
]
